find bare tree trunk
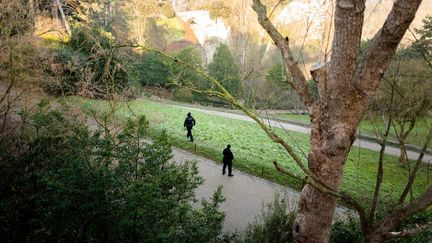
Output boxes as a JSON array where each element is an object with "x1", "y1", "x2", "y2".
[
  {"x1": 293, "y1": 2, "x2": 365, "y2": 241},
  {"x1": 54, "y1": 0, "x2": 71, "y2": 35},
  {"x1": 29, "y1": 0, "x2": 35, "y2": 20},
  {"x1": 399, "y1": 142, "x2": 407, "y2": 164}
]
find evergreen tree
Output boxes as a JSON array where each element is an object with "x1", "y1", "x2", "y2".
[
  {"x1": 413, "y1": 15, "x2": 432, "y2": 58},
  {"x1": 169, "y1": 47, "x2": 206, "y2": 88},
  {"x1": 265, "y1": 62, "x2": 290, "y2": 88},
  {"x1": 208, "y1": 44, "x2": 241, "y2": 96}
]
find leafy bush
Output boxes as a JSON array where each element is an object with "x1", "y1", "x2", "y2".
[
  {"x1": 244, "y1": 194, "x2": 295, "y2": 242},
  {"x1": 137, "y1": 51, "x2": 170, "y2": 87},
  {"x1": 173, "y1": 87, "x2": 194, "y2": 102},
  {"x1": 168, "y1": 47, "x2": 206, "y2": 88},
  {"x1": 0, "y1": 102, "x2": 225, "y2": 242},
  {"x1": 330, "y1": 217, "x2": 362, "y2": 243}
]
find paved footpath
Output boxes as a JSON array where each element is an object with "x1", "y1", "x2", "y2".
[
  {"x1": 170, "y1": 147, "x2": 352, "y2": 233},
  {"x1": 170, "y1": 104, "x2": 432, "y2": 163}
]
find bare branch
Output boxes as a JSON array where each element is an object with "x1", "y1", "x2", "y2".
[
  {"x1": 369, "y1": 112, "x2": 393, "y2": 225},
  {"x1": 376, "y1": 186, "x2": 432, "y2": 236},
  {"x1": 268, "y1": 0, "x2": 283, "y2": 19},
  {"x1": 252, "y1": 0, "x2": 316, "y2": 112},
  {"x1": 54, "y1": 0, "x2": 71, "y2": 35},
  {"x1": 399, "y1": 123, "x2": 432, "y2": 203},
  {"x1": 368, "y1": 81, "x2": 396, "y2": 227},
  {"x1": 384, "y1": 221, "x2": 432, "y2": 240},
  {"x1": 357, "y1": 0, "x2": 423, "y2": 96}
]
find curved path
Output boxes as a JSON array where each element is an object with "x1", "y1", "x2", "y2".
[
  {"x1": 171, "y1": 147, "x2": 352, "y2": 232},
  {"x1": 170, "y1": 104, "x2": 432, "y2": 163}
]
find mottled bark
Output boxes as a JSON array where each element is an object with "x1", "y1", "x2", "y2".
[{"x1": 292, "y1": 1, "x2": 366, "y2": 241}]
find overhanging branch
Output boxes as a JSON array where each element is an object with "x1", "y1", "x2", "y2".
[{"x1": 252, "y1": 0, "x2": 316, "y2": 113}]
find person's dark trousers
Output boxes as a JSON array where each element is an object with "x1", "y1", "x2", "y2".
[
  {"x1": 222, "y1": 160, "x2": 232, "y2": 175},
  {"x1": 186, "y1": 127, "x2": 193, "y2": 142}
]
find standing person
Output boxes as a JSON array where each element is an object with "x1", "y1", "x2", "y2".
[
  {"x1": 222, "y1": 144, "x2": 234, "y2": 176},
  {"x1": 183, "y1": 112, "x2": 196, "y2": 142}
]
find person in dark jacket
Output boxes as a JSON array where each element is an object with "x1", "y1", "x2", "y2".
[
  {"x1": 222, "y1": 144, "x2": 234, "y2": 176},
  {"x1": 183, "y1": 112, "x2": 196, "y2": 142}
]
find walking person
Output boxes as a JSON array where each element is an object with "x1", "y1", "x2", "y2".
[
  {"x1": 183, "y1": 112, "x2": 196, "y2": 142},
  {"x1": 222, "y1": 144, "x2": 234, "y2": 176}
]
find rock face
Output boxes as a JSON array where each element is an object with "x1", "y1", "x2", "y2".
[
  {"x1": 177, "y1": 10, "x2": 230, "y2": 45},
  {"x1": 177, "y1": 10, "x2": 230, "y2": 63}
]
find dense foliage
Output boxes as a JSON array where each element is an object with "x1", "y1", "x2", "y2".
[
  {"x1": 137, "y1": 51, "x2": 170, "y2": 87},
  {"x1": 412, "y1": 15, "x2": 432, "y2": 58},
  {"x1": 208, "y1": 44, "x2": 242, "y2": 97},
  {"x1": 244, "y1": 194, "x2": 295, "y2": 242},
  {"x1": 0, "y1": 102, "x2": 225, "y2": 242}
]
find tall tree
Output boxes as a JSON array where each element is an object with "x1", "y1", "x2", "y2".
[
  {"x1": 251, "y1": 0, "x2": 425, "y2": 242},
  {"x1": 208, "y1": 44, "x2": 241, "y2": 96}
]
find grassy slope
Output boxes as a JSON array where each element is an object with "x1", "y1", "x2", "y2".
[
  {"x1": 276, "y1": 113, "x2": 432, "y2": 149},
  {"x1": 63, "y1": 97, "x2": 431, "y2": 207}
]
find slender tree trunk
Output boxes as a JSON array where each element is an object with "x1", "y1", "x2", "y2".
[
  {"x1": 399, "y1": 142, "x2": 407, "y2": 164},
  {"x1": 54, "y1": 0, "x2": 71, "y2": 35},
  {"x1": 29, "y1": 0, "x2": 35, "y2": 19}
]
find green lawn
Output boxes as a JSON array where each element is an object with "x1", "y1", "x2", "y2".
[
  {"x1": 63, "y1": 97, "x2": 432, "y2": 208},
  {"x1": 275, "y1": 113, "x2": 432, "y2": 149}
]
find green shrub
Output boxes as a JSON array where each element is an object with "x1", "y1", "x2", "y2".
[
  {"x1": 168, "y1": 47, "x2": 206, "y2": 88},
  {"x1": 173, "y1": 87, "x2": 194, "y2": 102},
  {"x1": 244, "y1": 194, "x2": 295, "y2": 242},
  {"x1": 330, "y1": 217, "x2": 362, "y2": 243},
  {"x1": 137, "y1": 51, "x2": 170, "y2": 87},
  {"x1": 0, "y1": 102, "x2": 225, "y2": 242}
]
